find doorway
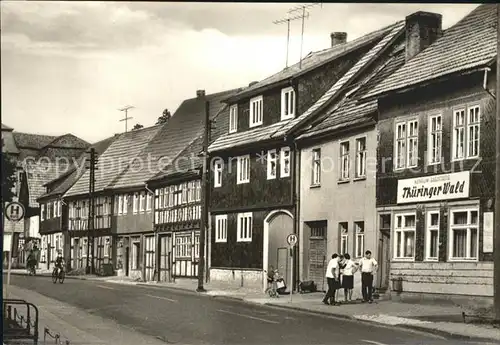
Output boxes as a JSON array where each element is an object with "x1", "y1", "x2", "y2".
[
  {"x1": 159, "y1": 235, "x2": 172, "y2": 282},
  {"x1": 377, "y1": 214, "x2": 391, "y2": 290},
  {"x1": 125, "y1": 247, "x2": 130, "y2": 276}
]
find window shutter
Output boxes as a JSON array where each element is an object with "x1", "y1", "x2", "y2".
[
  {"x1": 439, "y1": 206, "x2": 447, "y2": 262},
  {"x1": 415, "y1": 207, "x2": 425, "y2": 262}
]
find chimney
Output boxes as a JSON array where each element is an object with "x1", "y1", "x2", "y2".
[
  {"x1": 330, "y1": 32, "x2": 347, "y2": 47},
  {"x1": 196, "y1": 89, "x2": 205, "y2": 98},
  {"x1": 249, "y1": 81, "x2": 258, "y2": 87},
  {"x1": 405, "y1": 11, "x2": 442, "y2": 62}
]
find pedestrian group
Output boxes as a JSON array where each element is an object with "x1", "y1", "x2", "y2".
[{"x1": 323, "y1": 250, "x2": 378, "y2": 306}]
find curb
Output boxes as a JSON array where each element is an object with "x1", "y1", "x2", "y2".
[{"x1": 264, "y1": 303, "x2": 500, "y2": 343}]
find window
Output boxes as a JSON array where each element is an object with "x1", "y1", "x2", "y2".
[
  {"x1": 267, "y1": 149, "x2": 277, "y2": 180},
  {"x1": 229, "y1": 105, "x2": 238, "y2": 133},
  {"x1": 249, "y1": 96, "x2": 263, "y2": 127},
  {"x1": 237, "y1": 155, "x2": 250, "y2": 184},
  {"x1": 104, "y1": 237, "x2": 110, "y2": 257},
  {"x1": 215, "y1": 215, "x2": 227, "y2": 243},
  {"x1": 123, "y1": 195, "x2": 128, "y2": 214},
  {"x1": 194, "y1": 233, "x2": 200, "y2": 258},
  {"x1": 355, "y1": 221, "x2": 365, "y2": 258},
  {"x1": 428, "y1": 114, "x2": 442, "y2": 164},
  {"x1": 311, "y1": 148, "x2": 321, "y2": 185},
  {"x1": 467, "y1": 106, "x2": 480, "y2": 158},
  {"x1": 146, "y1": 193, "x2": 152, "y2": 211},
  {"x1": 175, "y1": 235, "x2": 191, "y2": 258},
  {"x1": 339, "y1": 222, "x2": 348, "y2": 254},
  {"x1": 449, "y1": 209, "x2": 478, "y2": 260},
  {"x1": 133, "y1": 193, "x2": 139, "y2": 214},
  {"x1": 355, "y1": 137, "x2": 366, "y2": 178},
  {"x1": 140, "y1": 192, "x2": 146, "y2": 212},
  {"x1": 407, "y1": 120, "x2": 418, "y2": 168},
  {"x1": 117, "y1": 196, "x2": 123, "y2": 215},
  {"x1": 394, "y1": 213, "x2": 416, "y2": 259},
  {"x1": 395, "y1": 120, "x2": 418, "y2": 169},
  {"x1": 281, "y1": 87, "x2": 295, "y2": 120},
  {"x1": 310, "y1": 222, "x2": 326, "y2": 238},
  {"x1": 41, "y1": 204, "x2": 45, "y2": 221},
  {"x1": 213, "y1": 160, "x2": 222, "y2": 187},
  {"x1": 339, "y1": 141, "x2": 350, "y2": 181},
  {"x1": 280, "y1": 147, "x2": 291, "y2": 178},
  {"x1": 426, "y1": 211, "x2": 440, "y2": 261},
  {"x1": 453, "y1": 105, "x2": 480, "y2": 160},
  {"x1": 237, "y1": 212, "x2": 252, "y2": 242}
]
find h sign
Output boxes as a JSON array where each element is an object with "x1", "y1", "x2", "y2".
[
  {"x1": 5, "y1": 201, "x2": 25, "y2": 222},
  {"x1": 287, "y1": 233, "x2": 298, "y2": 247}
]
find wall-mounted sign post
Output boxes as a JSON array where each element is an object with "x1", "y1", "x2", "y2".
[
  {"x1": 4, "y1": 201, "x2": 25, "y2": 298},
  {"x1": 286, "y1": 233, "x2": 298, "y2": 303}
]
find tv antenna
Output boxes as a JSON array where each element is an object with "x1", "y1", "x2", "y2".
[
  {"x1": 273, "y1": 3, "x2": 322, "y2": 69},
  {"x1": 118, "y1": 105, "x2": 135, "y2": 133}
]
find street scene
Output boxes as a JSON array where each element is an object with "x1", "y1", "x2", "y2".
[{"x1": 2, "y1": 2, "x2": 500, "y2": 345}]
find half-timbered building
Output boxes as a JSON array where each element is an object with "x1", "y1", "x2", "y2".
[
  {"x1": 143, "y1": 89, "x2": 238, "y2": 282},
  {"x1": 207, "y1": 24, "x2": 404, "y2": 291},
  {"x1": 63, "y1": 126, "x2": 161, "y2": 275},
  {"x1": 37, "y1": 136, "x2": 116, "y2": 271},
  {"x1": 363, "y1": 4, "x2": 497, "y2": 302}
]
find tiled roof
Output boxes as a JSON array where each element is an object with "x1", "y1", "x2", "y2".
[
  {"x1": 109, "y1": 89, "x2": 239, "y2": 189},
  {"x1": 25, "y1": 162, "x2": 64, "y2": 207},
  {"x1": 299, "y1": 46, "x2": 406, "y2": 140},
  {"x1": 227, "y1": 21, "x2": 402, "y2": 102},
  {"x1": 364, "y1": 4, "x2": 497, "y2": 99},
  {"x1": 208, "y1": 20, "x2": 405, "y2": 154},
  {"x1": 149, "y1": 101, "x2": 233, "y2": 182},
  {"x1": 64, "y1": 125, "x2": 162, "y2": 197},
  {"x1": 271, "y1": 21, "x2": 405, "y2": 138},
  {"x1": 38, "y1": 135, "x2": 117, "y2": 200},
  {"x1": 13, "y1": 132, "x2": 58, "y2": 150}
]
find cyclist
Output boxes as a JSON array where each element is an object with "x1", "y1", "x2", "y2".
[{"x1": 54, "y1": 250, "x2": 65, "y2": 276}]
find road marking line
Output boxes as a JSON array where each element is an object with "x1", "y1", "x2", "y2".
[
  {"x1": 96, "y1": 285, "x2": 115, "y2": 290},
  {"x1": 145, "y1": 294, "x2": 178, "y2": 302},
  {"x1": 361, "y1": 340, "x2": 389, "y2": 345},
  {"x1": 217, "y1": 309, "x2": 279, "y2": 324}
]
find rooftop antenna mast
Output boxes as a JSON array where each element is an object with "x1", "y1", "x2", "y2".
[
  {"x1": 118, "y1": 105, "x2": 135, "y2": 133},
  {"x1": 287, "y1": 3, "x2": 322, "y2": 69}
]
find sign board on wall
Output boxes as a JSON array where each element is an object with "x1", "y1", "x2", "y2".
[
  {"x1": 396, "y1": 171, "x2": 470, "y2": 204},
  {"x1": 483, "y1": 212, "x2": 494, "y2": 253}
]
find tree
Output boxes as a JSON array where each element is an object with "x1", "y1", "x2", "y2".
[
  {"x1": 156, "y1": 108, "x2": 171, "y2": 125},
  {"x1": 132, "y1": 123, "x2": 144, "y2": 131},
  {"x1": 1, "y1": 151, "x2": 17, "y2": 204}
]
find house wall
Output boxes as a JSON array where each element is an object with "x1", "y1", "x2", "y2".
[
  {"x1": 210, "y1": 148, "x2": 293, "y2": 212},
  {"x1": 299, "y1": 127, "x2": 377, "y2": 291},
  {"x1": 376, "y1": 71, "x2": 496, "y2": 299}
]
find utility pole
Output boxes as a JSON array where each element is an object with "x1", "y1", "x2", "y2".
[
  {"x1": 86, "y1": 148, "x2": 97, "y2": 274},
  {"x1": 197, "y1": 96, "x2": 210, "y2": 293},
  {"x1": 494, "y1": 3, "x2": 500, "y2": 321},
  {"x1": 118, "y1": 106, "x2": 135, "y2": 133}
]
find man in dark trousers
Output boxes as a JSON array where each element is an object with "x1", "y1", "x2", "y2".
[
  {"x1": 322, "y1": 253, "x2": 340, "y2": 306},
  {"x1": 359, "y1": 250, "x2": 378, "y2": 303}
]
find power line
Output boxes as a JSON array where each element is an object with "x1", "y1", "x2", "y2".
[{"x1": 118, "y1": 105, "x2": 135, "y2": 133}]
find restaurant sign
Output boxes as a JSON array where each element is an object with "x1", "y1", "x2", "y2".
[{"x1": 397, "y1": 171, "x2": 470, "y2": 204}]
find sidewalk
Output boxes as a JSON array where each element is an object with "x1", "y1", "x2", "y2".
[
  {"x1": 4, "y1": 285, "x2": 168, "y2": 345},
  {"x1": 7, "y1": 269, "x2": 500, "y2": 342}
]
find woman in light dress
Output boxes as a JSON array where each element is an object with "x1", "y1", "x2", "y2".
[{"x1": 341, "y1": 253, "x2": 357, "y2": 302}]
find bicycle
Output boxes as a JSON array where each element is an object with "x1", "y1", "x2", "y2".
[{"x1": 52, "y1": 266, "x2": 65, "y2": 284}]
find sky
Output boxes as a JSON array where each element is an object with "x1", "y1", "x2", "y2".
[{"x1": 1, "y1": 2, "x2": 479, "y2": 144}]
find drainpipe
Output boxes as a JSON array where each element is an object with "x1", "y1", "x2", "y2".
[
  {"x1": 144, "y1": 182, "x2": 157, "y2": 282},
  {"x1": 483, "y1": 67, "x2": 496, "y2": 100},
  {"x1": 293, "y1": 140, "x2": 301, "y2": 291}
]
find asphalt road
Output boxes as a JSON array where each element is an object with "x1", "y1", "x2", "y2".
[{"x1": 5, "y1": 274, "x2": 486, "y2": 345}]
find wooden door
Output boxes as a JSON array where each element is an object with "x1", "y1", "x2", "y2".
[
  {"x1": 308, "y1": 222, "x2": 327, "y2": 292},
  {"x1": 159, "y1": 235, "x2": 172, "y2": 282},
  {"x1": 144, "y1": 236, "x2": 155, "y2": 281}
]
